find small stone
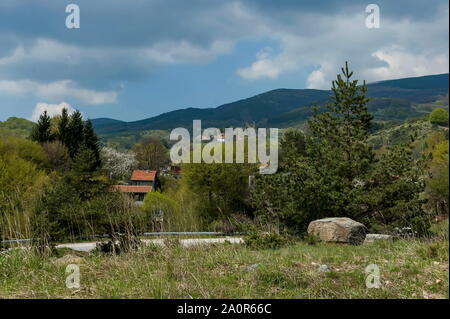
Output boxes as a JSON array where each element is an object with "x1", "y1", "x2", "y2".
[
  {"x1": 364, "y1": 234, "x2": 393, "y2": 243},
  {"x1": 318, "y1": 264, "x2": 331, "y2": 272},
  {"x1": 242, "y1": 263, "x2": 259, "y2": 273}
]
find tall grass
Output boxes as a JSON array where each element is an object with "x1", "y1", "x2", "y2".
[{"x1": 1, "y1": 237, "x2": 448, "y2": 299}]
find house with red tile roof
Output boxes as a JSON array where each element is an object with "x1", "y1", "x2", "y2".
[{"x1": 111, "y1": 170, "x2": 159, "y2": 203}]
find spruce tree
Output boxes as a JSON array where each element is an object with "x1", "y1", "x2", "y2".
[
  {"x1": 31, "y1": 111, "x2": 54, "y2": 143},
  {"x1": 308, "y1": 61, "x2": 374, "y2": 182},
  {"x1": 66, "y1": 110, "x2": 84, "y2": 158},
  {"x1": 251, "y1": 62, "x2": 429, "y2": 234},
  {"x1": 82, "y1": 119, "x2": 101, "y2": 170},
  {"x1": 57, "y1": 108, "x2": 70, "y2": 146}
]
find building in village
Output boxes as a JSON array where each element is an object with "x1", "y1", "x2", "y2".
[{"x1": 111, "y1": 170, "x2": 160, "y2": 204}]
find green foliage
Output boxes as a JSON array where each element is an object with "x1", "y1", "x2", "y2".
[
  {"x1": 57, "y1": 108, "x2": 70, "y2": 146},
  {"x1": 425, "y1": 140, "x2": 449, "y2": 215},
  {"x1": 29, "y1": 108, "x2": 103, "y2": 173},
  {"x1": 94, "y1": 74, "x2": 448, "y2": 138},
  {"x1": 141, "y1": 190, "x2": 201, "y2": 232},
  {"x1": 30, "y1": 111, "x2": 53, "y2": 143},
  {"x1": 180, "y1": 161, "x2": 253, "y2": 223},
  {"x1": 0, "y1": 144, "x2": 48, "y2": 240},
  {"x1": 82, "y1": 120, "x2": 101, "y2": 170},
  {"x1": 0, "y1": 117, "x2": 35, "y2": 139},
  {"x1": 429, "y1": 108, "x2": 449, "y2": 125},
  {"x1": 142, "y1": 191, "x2": 177, "y2": 216},
  {"x1": 66, "y1": 110, "x2": 84, "y2": 158},
  {"x1": 251, "y1": 62, "x2": 430, "y2": 235},
  {"x1": 0, "y1": 136, "x2": 48, "y2": 169},
  {"x1": 244, "y1": 230, "x2": 293, "y2": 250},
  {"x1": 279, "y1": 128, "x2": 307, "y2": 169},
  {"x1": 133, "y1": 137, "x2": 168, "y2": 170},
  {"x1": 41, "y1": 141, "x2": 71, "y2": 172},
  {"x1": 30, "y1": 175, "x2": 144, "y2": 252}
]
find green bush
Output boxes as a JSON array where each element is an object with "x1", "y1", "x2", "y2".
[
  {"x1": 244, "y1": 231, "x2": 293, "y2": 250},
  {"x1": 429, "y1": 108, "x2": 449, "y2": 125},
  {"x1": 303, "y1": 233, "x2": 320, "y2": 246}
]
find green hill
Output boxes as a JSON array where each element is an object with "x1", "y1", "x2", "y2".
[
  {"x1": 93, "y1": 73, "x2": 449, "y2": 136},
  {"x1": 0, "y1": 117, "x2": 35, "y2": 139}
]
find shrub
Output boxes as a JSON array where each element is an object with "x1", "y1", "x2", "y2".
[
  {"x1": 303, "y1": 233, "x2": 320, "y2": 246},
  {"x1": 211, "y1": 218, "x2": 240, "y2": 234},
  {"x1": 244, "y1": 231, "x2": 293, "y2": 250},
  {"x1": 429, "y1": 108, "x2": 449, "y2": 126}
]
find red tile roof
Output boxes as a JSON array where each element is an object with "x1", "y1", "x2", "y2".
[
  {"x1": 131, "y1": 170, "x2": 157, "y2": 181},
  {"x1": 111, "y1": 185, "x2": 152, "y2": 193}
]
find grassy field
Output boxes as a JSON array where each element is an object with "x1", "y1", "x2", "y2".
[{"x1": 0, "y1": 238, "x2": 448, "y2": 299}]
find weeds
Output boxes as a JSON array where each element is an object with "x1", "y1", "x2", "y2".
[{"x1": 0, "y1": 238, "x2": 448, "y2": 299}]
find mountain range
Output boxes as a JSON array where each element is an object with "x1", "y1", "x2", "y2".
[
  {"x1": 1, "y1": 73, "x2": 448, "y2": 149},
  {"x1": 92, "y1": 73, "x2": 449, "y2": 137}
]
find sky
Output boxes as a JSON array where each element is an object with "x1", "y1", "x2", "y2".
[{"x1": 0, "y1": 0, "x2": 448, "y2": 122}]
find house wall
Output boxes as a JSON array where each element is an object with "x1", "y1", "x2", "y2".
[{"x1": 131, "y1": 180, "x2": 154, "y2": 187}]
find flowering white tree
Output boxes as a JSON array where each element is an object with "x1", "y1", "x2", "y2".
[{"x1": 101, "y1": 147, "x2": 138, "y2": 181}]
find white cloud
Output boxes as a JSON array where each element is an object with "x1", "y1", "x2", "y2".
[
  {"x1": 365, "y1": 49, "x2": 449, "y2": 80},
  {"x1": 0, "y1": 79, "x2": 118, "y2": 105},
  {"x1": 30, "y1": 102, "x2": 76, "y2": 122},
  {"x1": 306, "y1": 69, "x2": 328, "y2": 90},
  {"x1": 236, "y1": 4, "x2": 449, "y2": 87},
  {"x1": 0, "y1": 0, "x2": 448, "y2": 101},
  {"x1": 141, "y1": 40, "x2": 233, "y2": 64},
  {"x1": 237, "y1": 47, "x2": 297, "y2": 80}
]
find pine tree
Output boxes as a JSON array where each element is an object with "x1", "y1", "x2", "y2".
[
  {"x1": 57, "y1": 108, "x2": 70, "y2": 146},
  {"x1": 308, "y1": 61, "x2": 374, "y2": 181},
  {"x1": 66, "y1": 110, "x2": 84, "y2": 158},
  {"x1": 82, "y1": 119, "x2": 101, "y2": 169},
  {"x1": 251, "y1": 62, "x2": 429, "y2": 234},
  {"x1": 31, "y1": 111, "x2": 54, "y2": 143}
]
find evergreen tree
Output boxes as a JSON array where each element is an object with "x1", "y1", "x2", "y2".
[
  {"x1": 279, "y1": 128, "x2": 307, "y2": 171},
  {"x1": 66, "y1": 110, "x2": 84, "y2": 158},
  {"x1": 83, "y1": 119, "x2": 101, "y2": 170},
  {"x1": 57, "y1": 108, "x2": 70, "y2": 146},
  {"x1": 308, "y1": 61, "x2": 374, "y2": 182},
  {"x1": 31, "y1": 111, "x2": 54, "y2": 143},
  {"x1": 251, "y1": 62, "x2": 429, "y2": 235}
]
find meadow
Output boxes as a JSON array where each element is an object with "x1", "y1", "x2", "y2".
[{"x1": 1, "y1": 236, "x2": 447, "y2": 299}]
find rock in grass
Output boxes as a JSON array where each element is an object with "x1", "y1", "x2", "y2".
[
  {"x1": 364, "y1": 234, "x2": 393, "y2": 243},
  {"x1": 307, "y1": 217, "x2": 367, "y2": 245},
  {"x1": 318, "y1": 264, "x2": 331, "y2": 273},
  {"x1": 242, "y1": 263, "x2": 259, "y2": 273}
]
